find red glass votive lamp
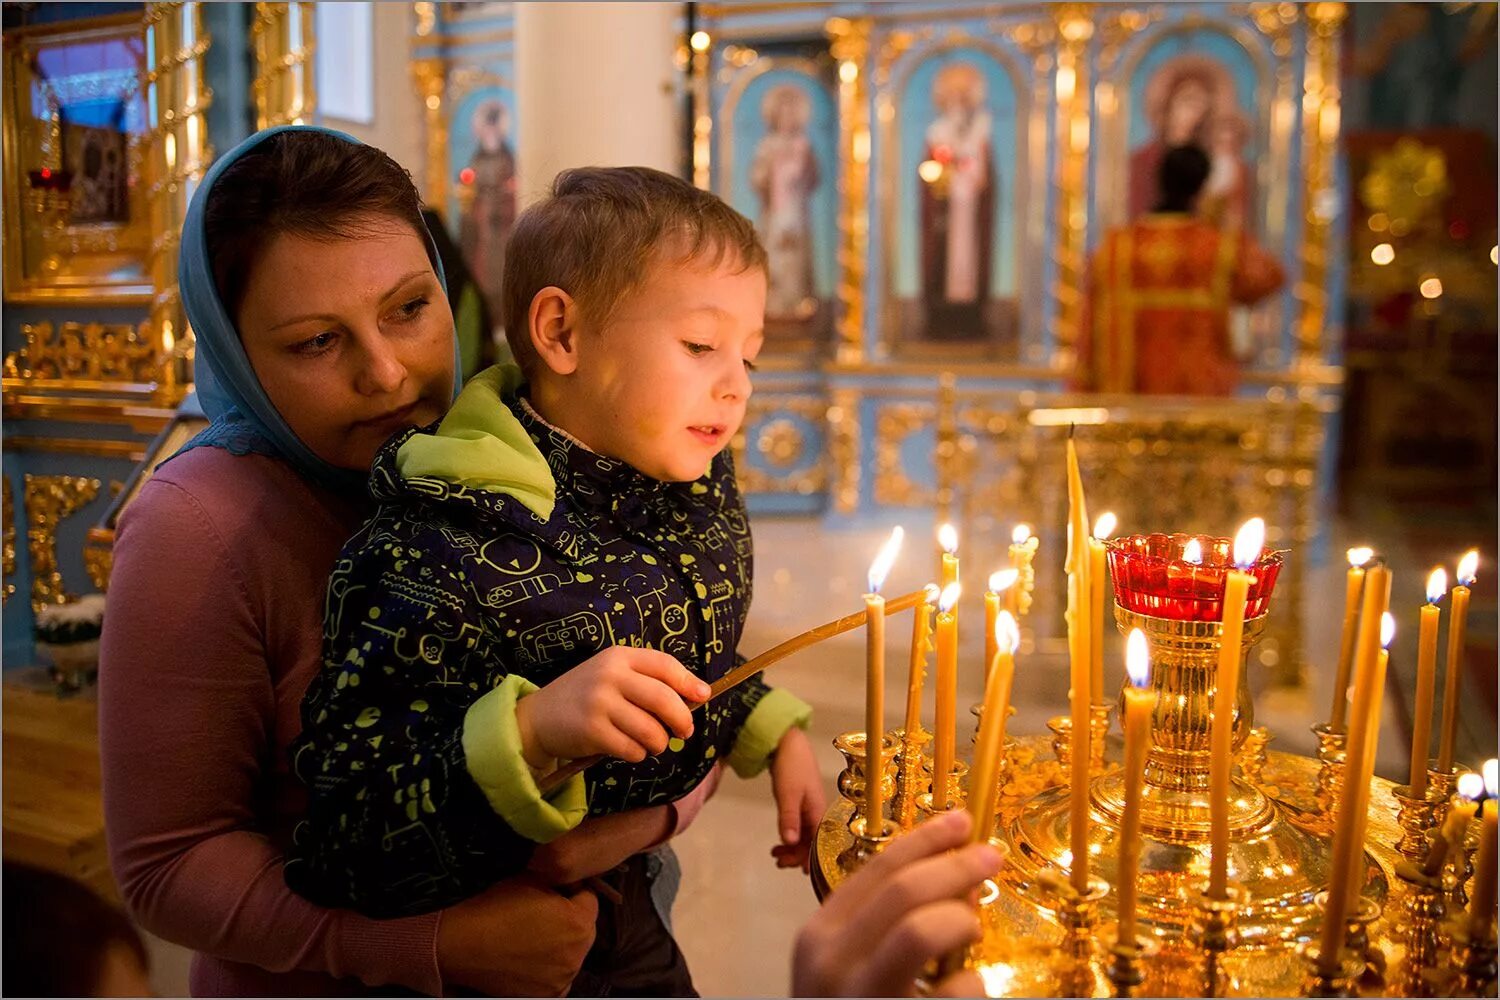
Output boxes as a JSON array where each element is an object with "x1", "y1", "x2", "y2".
[{"x1": 1106, "y1": 532, "x2": 1284, "y2": 622}]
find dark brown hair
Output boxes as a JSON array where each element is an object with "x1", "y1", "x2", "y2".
[
  {"x1": 2, "y1": 862, "x2": 149, "y2": 997},
  {"x1": 501, "y1": 166, "x2": 767, "y2": 376},
  {"x1": 204, "y1": 131, "x2": 431, "y2": 316}
]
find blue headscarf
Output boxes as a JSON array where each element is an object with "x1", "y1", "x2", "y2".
[{"x1": 171, "y1": 125, "x2": 462, "y2": 496}]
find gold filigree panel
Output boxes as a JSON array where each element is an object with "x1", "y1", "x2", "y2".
[
  {"x1": 733, "y1": 397, "x2": 829, "y2": 496},
  {"x1": 827, "y1": 388, "x2": 861, "y2": 514},
  {"x1": 4, "y1": 321, "x2": 166, "y2": 386},
  {"x1": 2, "y1": 477, "x2": 15, "y2": 605},
  {"x1": 874, "y1": 401, "x2": 938, "y2": 508},
  {"x1": 24, "y1": 473, "x2": 101, "y2": 614}
]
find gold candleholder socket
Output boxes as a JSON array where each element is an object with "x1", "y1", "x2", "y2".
[
  {"x1": 1104, "y1": 931, "x2": 1157, "y2": 999},
  {"x1": 832, "y1": 730, "x2": 897, "y2": 830},
  {"x1": 1297, "y1": 941, "x2": 1365, "y2": 998},
  {"x1": 891, "y1": 726, "x2": 932, "y2": 830},
  {"x1": 1311, "y1": 723, "x2": 1347, "y2": 819},
  {"x1": 918, "y1": 756, "x2": 969, "y2": 814},
  {"x1": 1446, "y1": 918, "x2": 1498, "y2": 998},
  {"x1": 1239, "y1": 725, "x2": 1272, "y2": 785},
  {"x1": 1046, "y1": 703, "x2": 1110, "y2": 771},
  {"x1": 1311, "y1": 890, "x2": 1384, "y2": 996},
  {"x1": 1394, "y1": 782, "x2": 1447, "y2": 863},
  {"x1": 1039, "y1": 871, "x2": 1110, "y2": 998},
  {"x1": 1192, "y1": 882, "x2": 1246, "y2": 998},
  {"x1": 1393, "y1": 860, "x2": 1453, "y2": 996}
]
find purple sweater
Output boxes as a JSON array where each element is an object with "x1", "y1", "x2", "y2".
[{"x1": 99, "y1": 447, "x2": 443, "y2": 995}]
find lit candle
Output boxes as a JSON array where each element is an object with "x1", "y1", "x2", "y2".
[
  {"x1": 1468, "y1": 759, "x2": 1498, "y2": 940},
  {"x1": 1421, "y1": 771, "x2": 1483, "y2": 876},
  {"x1": 1065, "y1": 433, "x2": 1092, "y2": 892},
  {"x1": 985, "y1": 569, "x2": 1018, "y2": 684},
  {"x1": 1090, "y1": 512, "x2": 1117, "y2": 704},
  {"x1": 938, "y1": 522, "x2": 960, "y2": 590},
  {"x1": 1437, "y1": 549, "x2": 1480, "y2": 774},
  {"x1": 1318, "y1": 565, "x2": 1392, "y2": 977},
  {"x1": 1409, "y1": 567, "x2": 1447, "y2": 798},
  {"x1": 1329, "y1": 547, "x2": 1373, "y2": 731},
  {"x1": 969, "y1": 612, "x2": 1020, "y2": 844},
  {"x1": 1210, "y1": 517, "x2": 1264, "y2": 899},
  {"x1": 864, "y1": 527, "x2": 904, "y2": 833},
  {"x1": 933, "y1": 582, "x2": 962, "y2": 809},
  {"x1": 1117, "y1": 628, "x2": 1154, "y2": 948},
  {"x1": 902, "y1": 584, "x2": 940, "y2": 739}
]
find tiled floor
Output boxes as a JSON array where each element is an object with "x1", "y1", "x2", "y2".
[{"x1": 142, "y1": 511, "x2": 1496, "y2": 998}]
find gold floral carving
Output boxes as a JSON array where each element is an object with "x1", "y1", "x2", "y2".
[
  {"x1": 4, "y1": 321, "x2": 166, "y2": 385},
  {"x1": 735, "y1": 399, "x2": 828, "y2": 497},
  {"x1": 24, "y1": 474, "x2": 101, "y2": 614},
  {"x1": 3, "y1": 477, "x2": 15, "y2": 605},
  {"x1": 826, "y1": 16, "x2": 873, "y2": 364},
  {"x1": 410, "y1": 56, "x2": 450, "y2": 210},
  {"x1": 84, "y1": 540, "x2": 114, "y2": 593},
  {"x1": 874, "y1": 401, "x2": 937, "y2": 508}
]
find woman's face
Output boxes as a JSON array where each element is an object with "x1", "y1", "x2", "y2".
[{"x1": 235, "y1": 215, "x2": 455, "y2": 472}]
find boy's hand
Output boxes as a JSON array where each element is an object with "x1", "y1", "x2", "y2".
[
  {"x1": 515, "y1": 647, "x2": 709, "y2": 768},
  {"x1": 769, "y1": 726, "x2": 825, "y2": 873}
]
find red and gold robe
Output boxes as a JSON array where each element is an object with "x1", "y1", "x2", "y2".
[{"x1": 1080, "y1": 215, "x2": 1285, "y2": 395}]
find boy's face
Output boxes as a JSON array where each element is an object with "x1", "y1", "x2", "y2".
[{"x1": 565, "y1": 255, "x2": 766, "y2": 482}]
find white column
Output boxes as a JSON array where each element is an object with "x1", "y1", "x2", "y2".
[{"x1": 515, "y1": 2, "x2": 679, "y2": 208}]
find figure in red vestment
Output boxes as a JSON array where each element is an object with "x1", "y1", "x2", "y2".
[{"x1": 1081, "y1": 146, "x2": 1285, "y2": 396}]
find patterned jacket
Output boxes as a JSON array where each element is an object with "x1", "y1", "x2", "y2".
[{"x1": 285, "y1": 367, "x2": 809, "y2": 918}]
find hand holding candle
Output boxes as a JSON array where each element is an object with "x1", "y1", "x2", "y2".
[
  {"x1": 1437, "y1": 549, "x2": 1480, "y2": 775},
  {"x1": 1209, "y1": 517, "x2": 1264, "y2": 900},
  {"x1": 969, "y1": 612, "x2": 1020, "y2": 844},
  {"x1": 1330, "y1": 547, "x2": 1373, "y2": 731},
  {"x1": 1117, "y1": 628, "x2": 1155, "y2": 947},
  {"x1": 863, "y1": 526, "x2": 905, "y2": 834},
  {"x1": 1408, "y1": 567, "x2": 1447, "y2": 798},
  {"x1": 1089, "y1": 512, "x2": 1117, "y2": 704}
]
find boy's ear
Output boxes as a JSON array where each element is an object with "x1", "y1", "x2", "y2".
[{"x1": 528, "y1": 286, "x2": 580, "y2": 376}]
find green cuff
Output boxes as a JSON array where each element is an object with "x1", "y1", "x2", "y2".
[
  {"x1": 727, "y1": 688, "x2": 813, "y2": 778},
  {"x1": 461, "y1": 676, "x2": 589, "y2": 843}
]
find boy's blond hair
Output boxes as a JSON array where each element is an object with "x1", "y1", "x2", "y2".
[{"x1": 501, "y1": 166, "x2": 767, "y2": 377}]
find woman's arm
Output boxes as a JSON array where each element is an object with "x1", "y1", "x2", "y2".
[{"x1": 99, "y1": 478, "x2": 443, "y2": 993}]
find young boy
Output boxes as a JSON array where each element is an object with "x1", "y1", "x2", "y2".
[{"x1": 287, "y1": 167, "x2": 822, "y2": 989}]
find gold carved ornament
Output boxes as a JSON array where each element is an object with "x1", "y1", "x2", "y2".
[
  {"x1": 826, "y1": 16, "x2": 873, "y2": 365},
  {"x1": 24, "y1": 474, "x2": 101, "y2": 614},
  {"x1": 2, "y1": 477, "x2": 15, "y2": 605},
  {"x1": 4, "y1": 321, "x2": 168, "y2": 386},
  {"x1": 826, "y1": 388, "x2": 861, "y2": 515}
]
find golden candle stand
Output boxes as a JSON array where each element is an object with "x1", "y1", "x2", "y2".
[{"x1": 811, "y1": 603, "x2": 1495, "y2": 998}]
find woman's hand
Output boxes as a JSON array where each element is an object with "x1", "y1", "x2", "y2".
[
  {"x1": 769, "y1": 726, "x2": 825, "y2": 873},
  {"x1": 436, "y1": 877, "x2": 599, "y2": 997},
  {"x1": 791, "y1": 810, "x2": 1002, "y2": 998},
  {"x1": 529, "y1": 806, "x2": 673, "y2": 885},
  {"x1": 515, "y1": 647, "x2": 709, "y2": 769}
]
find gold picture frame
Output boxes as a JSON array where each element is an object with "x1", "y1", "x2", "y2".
[{"x1": 2, "y1": 12, "x2": 154, "y2": 304}]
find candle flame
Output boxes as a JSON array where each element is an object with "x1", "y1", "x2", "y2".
[
  {"x1": 937, "y1": 582, "x2": 962, "y2": 613},
  {"x1": 1346, "y1": 546, "x2": 1374, "y2": 568},
  {"x1": 1125, "y1": 628, "x2": 1150, "y2": 688},
  {"x1": 1458, "y1": 771, "x2": 1486, "y2": 802},
  {"x1": 1485, "y1": 759, "x2": 1498, "y2": 798},
  {"x1": 1427, "y1": 567, "x2": 1449, "y2": 604},
  {"x1": 867, "y1": 526, "x2": 904, "y2": 594},
  {"x1": 988, "y1": 568, "x2": 1019, "y2": 593},
  {"x1": 1380, "y1": 611, "x2": 1396, "y2": 649},
  {"x1": 1457, "y1": 549, "x2": 1479, "y2": 586},
  {"x1": 922, "y1": 582, "x2": 941, "y2": 603},
  {"x1": 938, "y1": 523, "x2": 959, "y2": 554},
  {"x1": 1012, "y1": 523, "x2": 1032, "y2": 545},
  {"x1": 995, "y1": 611, "x2": 1020, "y2": 655},
  {"x1": 1183, "y1": 538, "x2": 1203, "y2": 565},
  {"x1": 1092, "y1": 511, "x2": 1117, "y2": 540},
  {"x1": 1233, "y1": 518, "x2": 1265, "y2": 569}
]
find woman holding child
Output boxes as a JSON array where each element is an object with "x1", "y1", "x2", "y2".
[{"x1": 99, "y1": 125, "x2": 993, "y2": 998}]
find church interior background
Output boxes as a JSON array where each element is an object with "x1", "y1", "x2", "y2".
[{"x1": 0, "y1": 2, "x2": 1495, "y2": 995}]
